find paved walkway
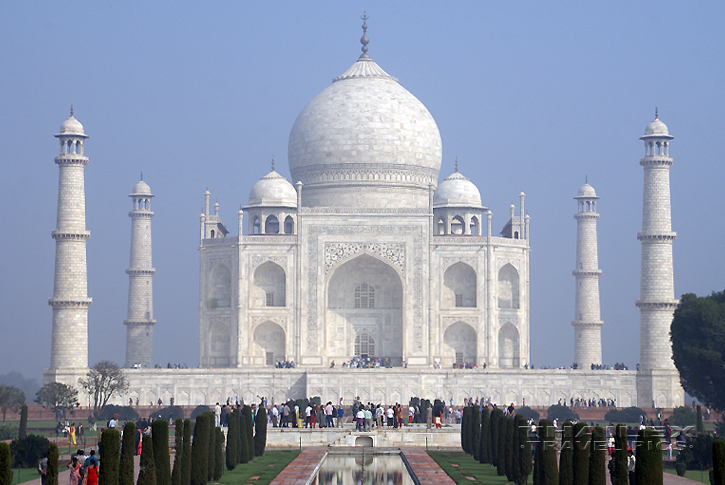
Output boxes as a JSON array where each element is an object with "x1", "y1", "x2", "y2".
[
  {"x1": 401, "y1": 448, "x2": 455, "y2": 485},
  {"x1": 268, "y1": 448, "x2": 327, "y2": 485}
]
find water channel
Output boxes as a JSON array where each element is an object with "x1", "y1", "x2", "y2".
[{"x1": 311, "y1": 451, "x2": 417, "y2": 485}]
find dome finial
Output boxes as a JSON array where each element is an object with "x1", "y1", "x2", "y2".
[
  {"x1": 359, "y1": 12, "x2": 370, "y2": 58},
  {"x1": 140, "y1": 172, "x2": 143, "y2": 181},
  {"x1": 271, "y1": 155, "x2": 275, "y2": 172},
  {"x1": 455, "y1": 156, "x2": 459, "y2": 173},
  {"x1": 655, "y1": 107, "x2": 658, "y2": 119},
  {"x1": 70, "y1": 104, "x2": 74, "y2": 117},
  {"x1": 585, "y1": 175, "x2": 588, "y2": 184}
]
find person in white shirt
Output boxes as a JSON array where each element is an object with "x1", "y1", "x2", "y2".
[
  {"x1": 214, "y1": 403, "x2": 221, "y2": 427},
  {"x1": 386, "y1": 406, "x2": 394, "y2": 428},
  {"x1": 271, "y1": 405, "x2": 279, "y2": 427},
  {"x1": 305, "y1": 405, "x2": 313, "y2": 428},
  {"x1": 408, "y1": 406, "x2": 415, "y2": 425}
]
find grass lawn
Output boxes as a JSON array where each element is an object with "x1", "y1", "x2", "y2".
[
  {"x1": 428, "y1": 451, "x2": 513, "y2": 485},
  {"x1": 214, "y1": 450, "x2": 300, "y2": 485},
  {"x1": 664, "y1": 467, "x2": 711, "y2": 484},
  {"x1": 10, "y1": 468, "x2": 42, "y2": 485}
]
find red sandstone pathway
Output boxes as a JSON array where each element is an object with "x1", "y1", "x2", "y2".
[
  {"x1": 401, "y1": 448, "x2": 455, "y2": 485},
  {"x1": 268, "y1": 448, "x2": 327, "y2": 485}
]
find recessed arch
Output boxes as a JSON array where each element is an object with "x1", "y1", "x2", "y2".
[
  {"x1": 498, "y1": 263, "x2": 519, "y2": 309},
  {"x1": 443, "y1": 262, "x2": 476, "y2": 308},
  {"x1": 451, "y1": 215, "x2": 464, "y2": 235},
  {"x1": 443, "y1": 321, "x2": 477, "y2": 366},
  {"x1": 253, "y1": 321, "x2": 285, "y2": 366},
  {"x1": 498, "y1": 322, "x2": 520, "y2": 368},
  {"x1": 284, "y1": 215, "x2": 294, "y2": 234},
  {"x1": 208, "y1": 321, "x2": 231, "y2": 367},
  {"x1": 265, "y1": 215, "x2": 279, "y2": 234},
  {"x1": 470, "y1": 216, "x2": 479, "y2": 235},
  {"x1": 207, "y1": 264, "x2": 231, "y2": 309},
  {"x1": 253, "y1": 261, "x2": 286, "y2": 307}
]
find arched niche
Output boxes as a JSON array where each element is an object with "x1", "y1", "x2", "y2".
[
  {"x1": 443, "y1": 321, "x2": 477, "y2": 366},
  {"x1": 284, "y1": 216, "x2": 294, "y2": 234},
  {"x1": 253, "y1": 321, "x2": 285, "y2": 366},
  {"x1": 265, "y1": 215, "x2": 279, "y2": 234},
  {"x1": 498, "y1": 263, "x2": 519, "y2": 309},
  {"x1": 443, "y1": 262, "x2": 476, "y2": 308},
  {"x1": 253, "y1": 261, "x2": 286, "y2": 307},
  {"x1": 208, "y1": 322, "x2": 231, "y2": 368},
  {"x1": 470, "y1": 216, "x2": 479, "y2": 235},
  {"x1": 451, "y1": 215, "x2": 465, "y2": 235},
  {"x1": 326, "y1": 254, "x2": 403, "y2": 365},
  {"x1": 207, "y1": 264, "x2": 232, "y2": 309},
  {"x1": 498, "y1": 322, "x2": 520, "y2": 368}
]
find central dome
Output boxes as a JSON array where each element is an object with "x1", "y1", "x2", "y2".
[{"x1": 288, "y1": 54, "x2": 442, "y2": 209}]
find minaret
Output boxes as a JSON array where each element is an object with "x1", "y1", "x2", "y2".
[
  {"x1": 48, "y1": 108, "x2": 91, "y2": 372},
  {"x1": 572, "y1": 180, "x2": 603, "y2": 368},
  {"x1": 636, "y1": 110, "x2": 682, "y2": 407},
  {"x1": 124, "y1": 176, "x2": 156, "y2": 368}
]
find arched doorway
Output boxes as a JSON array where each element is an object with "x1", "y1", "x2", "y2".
[
  {"x1": 253, "y1": 261, "x2": 285, "y2": 307},
  {"x1": 498, "y1": 264, "x2": 519, "y2": 309},
  {"x1": 443, "y1": 262, "x2": 476, "y2": 308},
  {"x1": 327, "y1": 254, "x2": 403, "y2": 365},
  {"x1": 207, "y1": 265, "x2": 231, "y2": 309},
  {"x1": 443, "y1": 321, "x2": 477, "y2": 366},
  {"x1": 253, "y1": 321, "x2": 285, "y2": 367},
  {"x1": 498, "y1": 322, "x2": 520, "y2": 368}
]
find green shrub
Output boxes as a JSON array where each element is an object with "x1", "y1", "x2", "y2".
[
  {"x1": 254, "y1": 406, "x2": 267, "y2": 457},
  {"x1": 171, "y1": 418, "x2": 183, "y2": 485},
  {"x1": 714, "y1": 439, "x2": 725, "y2": 485},
  {"x1": 505, "y1": 417, "x2": 514, "y2": 482},
  {"x1": 675, "y1": 461, "x2": 686, "y2": 476},
  {"x1": 518, "y1": 406, "x2": 540, "y2": 421},
  {"x1": 226, "y1": 411, "x2": 238, "y2": 470},
  {"x1": 119, "y1": 422, "x2": 135, "y2": 485},
  {"x1": 588, "y1": 426, "x2": 605, "y2": 485},
  {"x1": 152, "y1": 419, "x2": 171, "y2": 485},
  {"x1": 539, "y1": 419, "x2": 559, "y2": 485},
  {"x1": 18, "y1": 405, "x2": 28, "y2": 439},
  {"x1": 242, "y1": 407, "x2": 254, "y2": 462},
  {"x1": 461, "y1": 407, "x2": 471, "y2": 453},
  {"x1": 471, "y1": 408, "x2": 481, "y2": 461},
  {"x1": 668, "y1": 406, "x2": 697, "y2": 427},
  {"x1": 679, "y1": 432, "x2": 715, "y2": 469},
  {"x1": 47, "y1": 443, "x2": 58, "y2": 485},
  {"x1": 181, "y1": 420, "x2": 191, "y2": 485},
  {"x1": 559, "y1": 422, "x2": 574, "y2": 485},
  {"x1": 496, "y1": 414, "x2": 506, "y2": 476},
  {"x1": 10, "y1": 434, "x2": 49, "y2": 468},
  {"x1": 604, "y1": 407, "x2": 646, "y2": 424},
  {"x1": 190, "y1": 405, "x2": 211, "y2": 420},
  {"x1": 99, "y1": 428, "x2": 120, "y2": 485},
  {"x1": 0, "y1": 426, "x2": 14, "y2": 441},
  {"x1": 137, "y1": 434, "x2": 156, "y2": 485},
  {"x1": 213, "y1": 427, "x2": 223, "y2": 480},
  {"x1": 154, "y1": 406, "x2": 184, "y2": 422},
  {"x1": 190, "y1": 413, "x2": 209, "y2": 485},
  {"x1": 99, "y1": 405, "x2": 139, "y2": 422},
  {"x1": 614, "y1": 425, "x2": 628, "y2": 485},
  {"x1": 479, "y1": 407, "x2": 490, "y2": 464},
  {"x1": 491, "y1": 408, "x2": 502, "y2": 467},
  {"x1": 548, "y1": 405, "x2": 579, "y2": 423},
  {"x1": 572, "y1": 422, "x2": 590, "y2": 485},
  {"x1": 635, "y1": 429, "x2": 662, "y2": 485},
  {"x1": 0, "y1": 443, "x2": 11, "y2": 485},
  {"x1": 516, "y1": 414, "x2": 532, "y2": 485},
  {"x1": 206, "y1": 413, "x2": 215, "y2": 481}
]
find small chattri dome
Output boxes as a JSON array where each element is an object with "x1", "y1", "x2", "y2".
[
  {"x1": 575, "y1": 183, "x2": 598, "y2": 199},
  {"x1": 433, "y1": 171, "x2": 483, "y2": 208},
  {"x1": 644, "y1": 117, "x2": 669, "y2": 136},
  {"x1": 247, "y1": 170, "x2": 297, "y2": 208},
  {"x1": 58, "y1": 115, "x2": 86, "y2": 136},
  {"x1": 132, "y1": 180, "x2": 152, "y2": 195}
]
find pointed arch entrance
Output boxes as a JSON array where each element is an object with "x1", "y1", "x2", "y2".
[{"x1": 326, "y1": 254, "x2": 403, "y2": 365}]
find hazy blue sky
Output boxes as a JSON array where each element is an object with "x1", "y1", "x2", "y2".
[{"x1": 1, "y1": 1, "x2": 723, "y2": 383}]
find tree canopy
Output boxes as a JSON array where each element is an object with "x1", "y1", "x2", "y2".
[
  {"x1": 35, "y1": 383, "x2": 78, "y2": 416},
  {"x1": 671, "y1": 290, "x2": 725, "y2": 411},
  {"x1": 0, "y1": 386, "x2": 25, "y2": 422},
  {"x1": 79, "y1": 361, "x2": 129, "y2": 417}
]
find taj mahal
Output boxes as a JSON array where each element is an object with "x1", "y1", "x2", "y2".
[{"x1": 44, "y1": 22, "x2": 683, "y2": 409}]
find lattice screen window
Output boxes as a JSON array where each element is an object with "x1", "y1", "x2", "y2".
[
  {"x1": 354, "y1": 333, "x2": 375, "y2": 357},
  {"x1": 266, "y1": 352, "x2": 274, "y2": 366},
  {"x1": 354, "y1": 283, "x2": 375, "y2": 308},
  {"x1": 266, "y1": 292, "x2": 274, "y2": 307},
  {"x1": 455, "y1": 294, "x2": 464, "y2": 307}
]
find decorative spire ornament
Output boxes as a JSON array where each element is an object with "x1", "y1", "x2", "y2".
[{"x1": 360, "y1": 12, "x2": 370, "y2": 58}]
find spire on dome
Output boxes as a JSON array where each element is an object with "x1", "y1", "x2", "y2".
[
  {"x1": 70, "y1": 104, "x2": 74, "y2": 116},
  {"x1": 141, "y1": 172, "x2": 143, "y2": 181},
  {"x1": 455, "y1": 156, "x2": 458, "y2": 173},
  {"x1": 655, "y1": 107, "x2": 658, "y2": 119},
  {"x1": 271, "y1": 156, "x2": 275, "y2": 172},
  {"x1": 360, "y1": 12, "x2": 370, "y2": 59}
]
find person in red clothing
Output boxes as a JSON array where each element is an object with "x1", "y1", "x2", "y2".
[{"x1": 85, "y1": 460, "x2": 98, "y2": 485}]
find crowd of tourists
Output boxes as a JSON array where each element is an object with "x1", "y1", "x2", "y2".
[{"x1": 275, "y1": 360, "x2": 296, "y2": 368}]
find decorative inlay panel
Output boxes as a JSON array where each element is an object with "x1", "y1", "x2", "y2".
[
  {"x1": 251, "y1": 255, "x2": 287, "y2": 270},
  {"x1": 441, "y1": 257, "x2": 477, "y2": 272},
  {"x1": 324, "y1": 243, "x2": 405, "y2": 274}
]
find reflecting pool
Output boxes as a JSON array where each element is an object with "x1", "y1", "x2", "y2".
[{"x1": 311, "y1": 452, "x2": 416, "y2": 485}]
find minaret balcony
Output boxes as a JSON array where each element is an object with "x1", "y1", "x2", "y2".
[
  {"x1": 636, "y1": 232, "x2": 676, "y2": 242},
  {"x1": 126, "y1": 268, "x2": 156, "y2": 276},
  {"x1": 48, "y1": 298, "x2": 92, "y2": 307},
  {"x1": 52, "y1": 230, "x2": 90, "y2": 240}
]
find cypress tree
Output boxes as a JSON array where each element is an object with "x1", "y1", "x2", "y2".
[
  {"x1": 235, "y1": 409, "x2": 243, "y2": 465},
  {"x1": 47, "y1": 443, "x2": 59, "y2": 485},
  {"x1": 534, "y1": 435, "x2": 541, "y2": 485},
  {"x1": 0, "y1": 442, "x2": 12, "y2": 485},
  {"x1": 18, "y1": 405, "x2": 28, "y2": 440},
  {"x1": 713, "y1": 439, "x2": 725, "y2": 485},
  {"x1": 573, "y1": 422, "x2": 590, "y2": 485},
  {"x1": 238, "y1": 410, "x2": 249, "y2": 464},
  {"x1": 491, "y1": 408, "x2": 502, "y2": 467},
  {"x1": 539, "y1": 419, "x2": 559, "y2": 485},
  {"x1": 254, "y1": 406, "x2": 267, "y2": 457},
  {"x1": 559, "y1": 422, "x2": 574, "y2": 485},
  {"x1": 517, "y1": 415, "x2": 532, "y2": 485},
  {"x1": 243, "y1": 407, "x2": 254, "y2": 462},
  {"x1": 497, "y1": 414, "x2": 507, "y2": 476},
  {"x1": 152, "y1": 420, "x2": 171, "y2": 485},
  {"x1": 213, "y1": 428, "x2": 223, "y2": 481},
  {"x1": 461, "y1": 407, "x2": 471, "y2": 453},
  {"x1": 588, "y1": 426, "x2": 606, "y2": 485},
  {"x1": 697, "y1": 405, "x2": 705, "y2": 433},
  {"x1": 206, "y1": 413, "x2": 216, "y2": 481},
  {"x1": 635, "y1": 429, "x2": 662, "y2": 485},
  {"x1": 512, "y1": 415, "x2": 521, "y2": 484},
  {"x1": 180, "y1": 420, "x2": 191, "y2": 485},
  {"x1": 171, "y1": 419, "x2": 183, "y2": 485},
  {"x1": 505, "y1": 417, "x2": 515, "y2": 482},
  {"x1": 99, "y1": 428, "x2": 120, "y2": 485},
  {"x1": 472, "y1": 407, "x2": 481, "y2": 461},
  {"x1": 479, "y1": 407, "x2": 490, "y2": 464},
  {"x1": 613, "y1": 425, "x2": 628, "y2": 485},
  {"x1": 225, "y1": 411, "x2": 238, "y2": 470},
  {"x1": 119, "y1": 422, "x2": 136, "y2": 485},
  {"x1": 190, "y1": 413, "x2": 209, "y2": 485},
  {"x1": 137, "y1": 434, "x2": 156, "y2": 485}
]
